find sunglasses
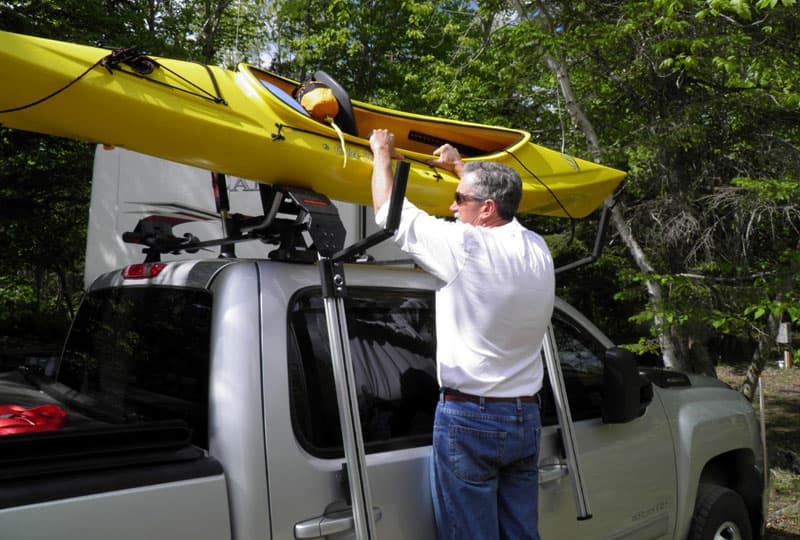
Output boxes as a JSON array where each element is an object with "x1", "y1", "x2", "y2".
[{"x1": 454, "y1": 191, "x2": 487, "y2": 205}]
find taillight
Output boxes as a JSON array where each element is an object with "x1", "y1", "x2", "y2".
[{"x1": 122, "y1": 263, "x2": 166, "y2": 279}]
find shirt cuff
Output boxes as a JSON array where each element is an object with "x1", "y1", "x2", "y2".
[
  {"x1": 375, "y1": 198, "x2": 416, "y2": 227},
  {"x1": 374, "y1": 201, "x2": 390, "y2": 227}
]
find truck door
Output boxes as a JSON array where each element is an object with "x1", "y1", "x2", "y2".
[
  {"x1": 537, "y1": 309, "x2": 677, "y2": 539},
  {"x1": 266, "y1": 274, "x2": 675, "y2": 539},
  {"x1": 265, "y1": 280, "x2": 438, "y2": 540}
]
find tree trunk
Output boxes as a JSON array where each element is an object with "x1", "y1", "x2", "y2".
[
  {"x1": 741, "y1": 324, "x2": 775, "y2": 402},
  {"x1": 56, "y1": 268, "x2": 75, "y2": 321},
  {"x1": 741, "y1": 248, "x2": 799, "y2": 399},
  {"x1": 513, "y1": 1, "x2": 681, "y2": 369},
  {"x1": 34, "y1": 268, "x2": 43, "y2": 314},
  {"x1": 200, "y1": 0, "x2": 234, "y2": 64},
  {"x1": 542, "y1": 52, "x2": 602, "y2": 157},
  {"x1": 671, "y1": 323, "x2": 716, "y2": 376},
  {"x1": 609, "y1": 205, "x2": 681, "y2": 369}
]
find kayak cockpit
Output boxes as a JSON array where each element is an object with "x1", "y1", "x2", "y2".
[{"x1": 241, "y1": 65, "x2": 527, "y2": 158}]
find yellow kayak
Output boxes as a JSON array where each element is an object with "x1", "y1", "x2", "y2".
[{"x1": 0, "y1": 30, "x2": 625, "y2": 218}]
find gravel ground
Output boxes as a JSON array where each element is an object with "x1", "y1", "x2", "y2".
[{"x1": 716, "y1": 365, "x2": 800, "y2": 540}]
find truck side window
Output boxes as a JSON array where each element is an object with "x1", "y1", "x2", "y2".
[
  {"x1": 287, "y1": 288, "x2": 437, "y2": 459},
  {"x1": 541, "y1": 313, "x2": 606, "y2": 426}
]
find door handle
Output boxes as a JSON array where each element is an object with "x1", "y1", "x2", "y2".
[
  {"x1": 539, "y1": 462, "x2": 568, "y2": 484},
  {"x1": 295, "y1": 507, "x2": 383, "y2": 539}
]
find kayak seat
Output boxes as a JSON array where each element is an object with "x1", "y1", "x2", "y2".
[
  {"x1": 260, "y1": 80, "x2": 312, "y2": 118},
  {"x1": 313, "y1": 70, "x2": 359, "y2": 137},
  {"x1": 261, "y1": 77, "x2": 359, "y2": 138}
]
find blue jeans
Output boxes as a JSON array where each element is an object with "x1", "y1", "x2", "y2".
[{"x1": 430, "y1": 395, "x2": 541, "y2": 540}]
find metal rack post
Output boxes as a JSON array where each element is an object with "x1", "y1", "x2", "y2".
[{"x1": 319, "y1": 161, "x2": 410, "y2": 539}]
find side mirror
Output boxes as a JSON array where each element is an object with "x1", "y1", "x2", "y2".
[{"x1": 602, "y1": 347, "x2": 652, "y2": 424}]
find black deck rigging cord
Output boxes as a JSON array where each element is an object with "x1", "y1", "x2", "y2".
[
  {"x1": 503, "y1": 148, "x2": 577, "y2": 245},
  {"x1": 503, "y1": 148, "x2": 574, "y2": 220},
  {"x1": 106, "y1": 51, "x2": 227, "y2": 105},
  {"x1": 0, "y1": 57, "x2": 105, "y2": 114},
  {"x1": 0, "y1": 47, "x2": 226, "y2": 115},
  {"x1": 100, "y1": 47, "x2": 157, "y2": 75}
]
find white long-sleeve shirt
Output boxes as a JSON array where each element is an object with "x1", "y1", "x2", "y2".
[{"x1": 376, "y1": 200, "x2": 555, "y2": 397}]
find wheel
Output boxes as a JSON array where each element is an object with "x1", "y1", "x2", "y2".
[
  {"x1": 313, "y1": 70, "x2": 358, "y2": 136},
  {"x1": 689, "y1": 484, "x2": 752, "y2": 540}
]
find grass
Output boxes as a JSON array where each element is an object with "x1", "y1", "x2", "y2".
[{"x1": 716, "y1": 364, "x2": 800, "y2": 540}]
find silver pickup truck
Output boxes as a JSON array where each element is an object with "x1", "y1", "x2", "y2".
[{"x1": 0, "y1": 185, "x2": 767, "y2": 540}]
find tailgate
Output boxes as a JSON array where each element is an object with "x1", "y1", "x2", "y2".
[{"x1": 0, "y1": 422, "x2": 231, "y2": 540}]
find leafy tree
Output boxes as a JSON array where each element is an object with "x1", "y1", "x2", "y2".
[
  {"x1": 265, "y1": 0, "x2": 475, "y2": 110},
  {"x1": 365, "y1": 0, "x2": 800, "y2": 383},
  {"x1": 2, "y1": 0, "x2": 798, "y2": 392},
  {"x1": 617, "y1": 0, "x2": 800, "y2": 381},
  {"x1": 0, "y1": 129, "x2": 92, "y2": 342},
  {"x1": 0, "y1": 0, "x2": 257, "y2": 349}
]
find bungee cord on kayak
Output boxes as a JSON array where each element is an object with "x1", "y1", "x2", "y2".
[{"x1": 0, "y1": 47, "x2": 226, "y2": 115}]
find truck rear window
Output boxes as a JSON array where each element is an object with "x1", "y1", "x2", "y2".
[{"x1": 7, "y1": 287, "x2": 212, "y2": 448}]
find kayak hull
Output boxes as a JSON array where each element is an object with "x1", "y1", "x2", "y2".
[{"x1": 0, "y1": 31, "x2": 625, "y2": 218}]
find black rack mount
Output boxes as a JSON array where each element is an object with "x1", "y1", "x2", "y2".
[{"x1": 122, "y1": 182, "x2": 350, "y2": 264}]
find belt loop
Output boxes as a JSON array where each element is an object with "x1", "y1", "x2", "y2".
[
  {"x1": 479, "y1": 396, "x2": 486, "y2": 411},
  {"x1": 440, "y1": 389, "x2": 445, "y2": 404},
  {"x1": 516, "y1": 397, "x2": 523, "y2": 413}
]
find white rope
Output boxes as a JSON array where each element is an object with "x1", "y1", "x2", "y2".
[{"x1": 328, "y1": 118, "x2": 348, "y2": 168}]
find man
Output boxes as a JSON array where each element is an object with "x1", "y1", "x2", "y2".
[{"x1": 369, "y1": 129, "x2": 555, "y2": 540}]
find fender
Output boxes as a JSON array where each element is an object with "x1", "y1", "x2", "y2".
[{"x1": 657, "y1": 380, "x2": 763, "y2": 540}]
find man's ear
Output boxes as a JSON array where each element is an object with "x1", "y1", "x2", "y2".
[{"x1": 481, "y1": 198, "x2": 497, "y2": 218}]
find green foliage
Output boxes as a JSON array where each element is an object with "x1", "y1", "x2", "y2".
[
  {"x1": 0, "y1": 1, "x2": 252, "y2": 344},
  {"x1": 732, "y1": 177, "x2": 800, "y2": 203},
  {"x1": 266, "y1": 0, "x2": 474, "y2": 114},
  {"x1": 745, "y1": 249, "x2": 800, "y2": 323},
  {"x1": 0, "y1": 275, "x2": 36, "y2": 318},
  {"x1": 1, "y1": 0, "x2": 799, "y2": 371},
  {"x1": 0, "y1": 129, "x2": 92, "y2": 332}
]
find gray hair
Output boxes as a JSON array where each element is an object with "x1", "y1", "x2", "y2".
[{"x1": 461, "y1": 161, "x2": 522, "y2": 220}]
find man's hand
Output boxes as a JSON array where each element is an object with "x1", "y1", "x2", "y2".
[
  {"x1": 369, "y1": 129, "x2": 405, "y2": 161},
  {"x1": 427, "y1": 144, "x2": 464, "y2": 177}
]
